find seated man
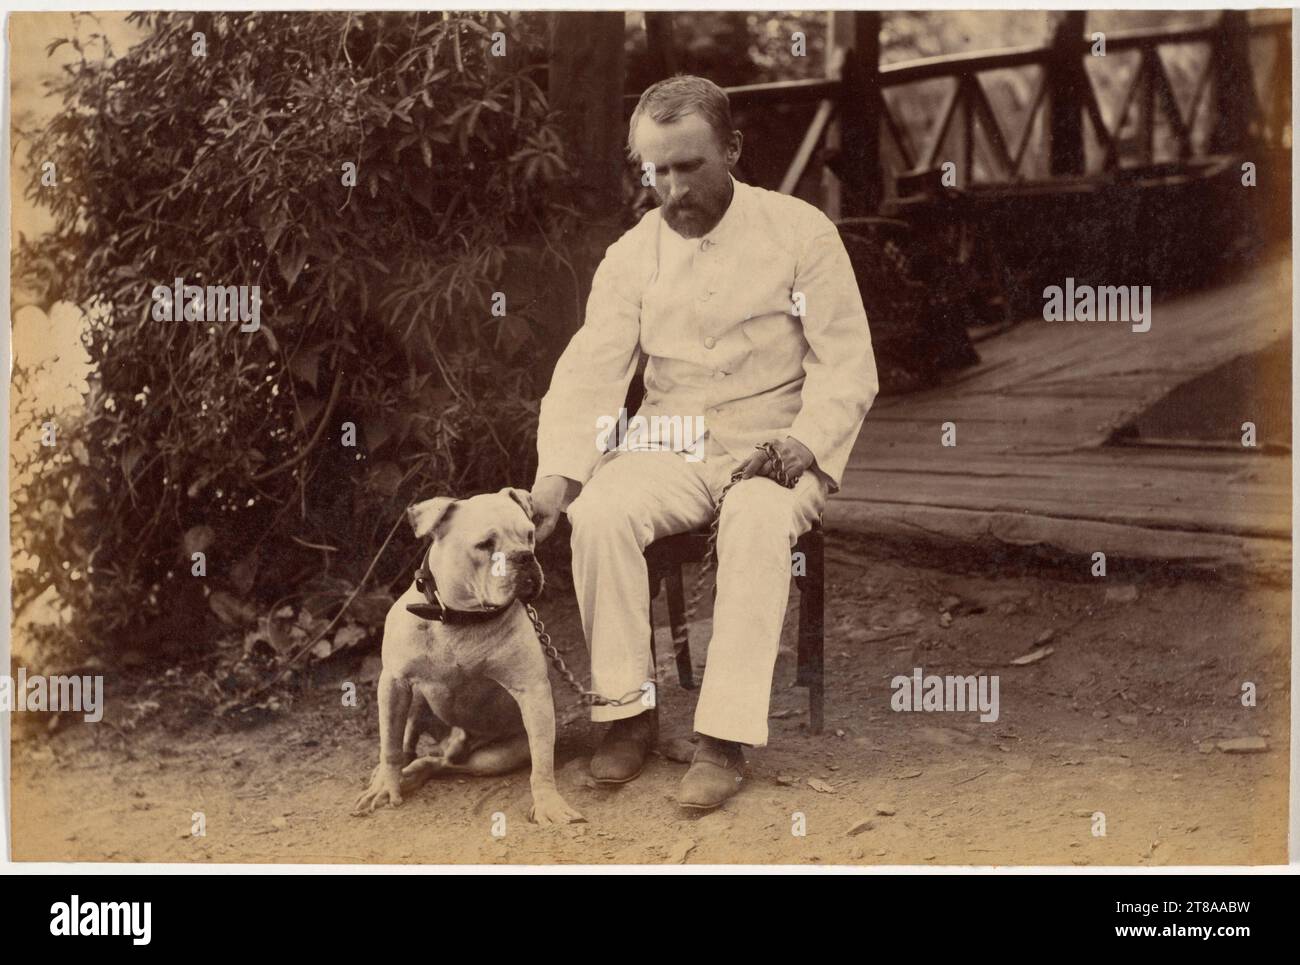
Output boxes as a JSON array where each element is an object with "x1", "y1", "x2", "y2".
[{"x1": 531, "y1": 75, "x2": 878, "y2": 810}]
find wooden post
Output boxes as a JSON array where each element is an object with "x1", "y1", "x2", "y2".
[
  {"x1": 644, "y1": 13, "x2": 678, "y2": 81},
  {"x1": 1266, "y1": 26, "x2": 1291, "y2": 147},
  {"x1": 1136, "y1": 51, "x2": 1156, "y2": 164},
  {"x1": 1209, "y1": 10, "x2": 1253, "y2": 155},
  {"x1": 822, "y1": 13, "x2": 848, "y2": 218},
  {"x1": 961, "y1": 76, "x2": 976, "y2": 182},
  {"x1": 546, "y1": 12, "x2": 625, "y2": 343},
  {"x1": 828, "y1": 11, "x2": 882, "y2": 217},
  {"x1": 548, "y1": 12, "x2": 625, "y2": 221},
  {"x1": 1046, "y1": 11, "x2": 1086, "y2": 177}
]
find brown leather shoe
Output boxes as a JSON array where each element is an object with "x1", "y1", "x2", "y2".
[
  {"x1": 590, "y1": 711, "x2": 656, "y2": 784},
  {"x1": 678, "y1": 736, "x2": 746, "y2": 809}
]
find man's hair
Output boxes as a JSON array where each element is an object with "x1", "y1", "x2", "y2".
[{"x1": 626, "y1": 75, "x2": 734, "y2": 161}]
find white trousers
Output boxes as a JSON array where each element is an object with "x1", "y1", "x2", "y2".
[{"x1": 565, "y1": 439, "x2": 827, "y2": 746}]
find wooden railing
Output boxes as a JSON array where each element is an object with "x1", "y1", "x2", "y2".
[
  {"x1": 624, "y1": 12, "x2": 1291, "y2": 210},
  {"x1": 873, "y1": 14, "x2": 1290, "y2": 185}
]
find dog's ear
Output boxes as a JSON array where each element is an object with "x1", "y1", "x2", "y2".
[
  {"x1": 407, "y1": 497, "x2": 457, "y2": 540},
  {"x1": 499, "y1": 487, "x2": 534, "y2": 523}
]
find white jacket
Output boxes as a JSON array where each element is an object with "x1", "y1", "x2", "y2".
[{"x1": 534, "y1": 176, "x2": 878, "y2": 494}]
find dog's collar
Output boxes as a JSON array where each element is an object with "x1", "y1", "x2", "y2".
[{"x1": 406, "y1": 562, "x2": 512, "y2": 624}]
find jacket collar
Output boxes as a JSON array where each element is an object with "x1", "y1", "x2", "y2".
[{"x1": 698, "y1": 174, "x2": 745, "y2": 249}]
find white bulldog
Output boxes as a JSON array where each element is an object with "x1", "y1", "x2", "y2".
[{"x1": 352, "y1": 487, "x2": 584, "y2": 825}]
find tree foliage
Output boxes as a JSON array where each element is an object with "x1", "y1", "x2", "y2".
[{"x1": 14, "y1": 11, "x2": 577, "y2": 656}]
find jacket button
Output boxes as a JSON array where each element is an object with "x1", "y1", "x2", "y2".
[{"x1": 703, "y1": 336, "x2": 716, "y2": 349}]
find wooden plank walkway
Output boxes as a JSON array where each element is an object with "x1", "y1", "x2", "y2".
[{"x1": 829, "y1": 258, "x2": 1292, "y2": 581}]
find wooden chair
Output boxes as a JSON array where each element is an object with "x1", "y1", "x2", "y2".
[{"x1": 644, "y1": 521, "x2": 825, "y2": 733}]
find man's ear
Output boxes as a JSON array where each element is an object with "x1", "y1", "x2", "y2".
[
  {"x1": 407, "y1": 497, "x2": 457, "y2": 540},
  {"x1": 500, "y1": 487, "x2": 534, "y2": 522},
  {"x1": 726, "y1": 129, "x2": 743, "y2": 168}
]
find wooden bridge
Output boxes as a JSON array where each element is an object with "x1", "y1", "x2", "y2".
[{"x1": 831, "y1": 254, "x2": 1291, "y2": 582}]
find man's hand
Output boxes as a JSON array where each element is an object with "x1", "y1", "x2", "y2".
[
  {"x1": 739, "y1": 436, "x2": 816, "y2": 485},
  {"x1": 531, "y1": 475, "x2": 580, "y2": 544}
]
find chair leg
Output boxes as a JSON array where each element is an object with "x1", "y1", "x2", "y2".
[
  {"x1": 666, "y1": 564, "x2": 695, "y2": 690},
  {"x1": 797, "y1": 531, "x2": 825, "y2": 734},
  {"x1": 646, "y1": 571, "x2": 661, "y2": 698},
  {"x1": 648, "y1": 600, "x2": 657, "y2": 668},
  {"x1": 808, "y1": 678, "x2": 824, "y2": 736}
]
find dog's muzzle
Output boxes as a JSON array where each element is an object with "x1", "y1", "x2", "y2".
[{"x1": 513, "y1": 554, "x2": 544, "y2": 603}]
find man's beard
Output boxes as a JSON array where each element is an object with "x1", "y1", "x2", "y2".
[{"x1": 663, "y1": 200, "x2": 715, "y2": 238}]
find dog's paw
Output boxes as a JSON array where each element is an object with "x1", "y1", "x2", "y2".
[
  {"x1": 351, "y1": 764, "x2": 404, "y2": 815},
  {"x1": 529, "y1": 790, "x2": 586, "y2": 826},
  {"x1": 399, "y1": 753, "x2": 451, "y2": 792}
]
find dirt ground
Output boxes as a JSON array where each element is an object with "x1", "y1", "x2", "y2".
[{"x1": 9, "y1": 531, "x2": 1290, "y2": 866}]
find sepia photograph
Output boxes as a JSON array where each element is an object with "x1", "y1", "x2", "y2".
[{"x1": 4, "y1": 5, "x2": 1293, "y2": 870}]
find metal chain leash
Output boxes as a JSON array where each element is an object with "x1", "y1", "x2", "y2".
[
  {"x1": 528, "y1": 441, "x2": 800, "y2": 708},
  {"x1": 525, "y1": 603, "x2": 648, "y2": 707}
]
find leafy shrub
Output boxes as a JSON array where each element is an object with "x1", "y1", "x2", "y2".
[{"x1": 13, "y1": 11, "x2": 578, "y2": 658}]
